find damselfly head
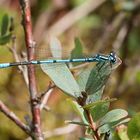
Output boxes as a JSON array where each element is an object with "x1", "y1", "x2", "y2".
[{"x1": 109, "y1": 52, "x2": 116, "y2": 63}]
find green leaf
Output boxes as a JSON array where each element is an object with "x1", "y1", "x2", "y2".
[
  {"x1": 100, "y1": 109, "x2": 128, "y2": 126},
  {"x1": 86, "y1": 87, "x2": 104, "y2": 104},
  {"x1": 1, "y1": 14, "x2": 9, "y2": 36},
  {"x1": 41, "y1": 37, "x2": 81, "y2": 98},
  {"x1": 67, "y1": 99, "x2": 88, "y2": 124},
  {"x1": 65, "y1": 120, "x2": 89, "y2": 126},
  {"x1": 99, "y1": 118, "x2": 130, "y2": 134},
  {"x1": 71, "y1": 38, "x2": 83, "y2": 58},
  {"x1": 41, "y1": 62, "x2": 81, "y2": 98},
  {"x1": 128, "y1": 113, "x2": 140, "y2": 140},
  {"x1": 83, "y1": 98, "x2": 116, "y2": 110},
  {"x1": 85, "y1": 62, "x2": 112, "y2": 95},
  {"x1": 0, "y1": 33, "x2": 11, "y2": 45},
  {"x1": 77, "y1": 66, "x2": 93, "y2": 92},
  {"x1": 88, "y1": 101, "x2": 110, "y2": 122},
  {"x1": 71, "y1": 38, "x2": 83, "y2": 66},
  {"x1": 98, "y1": 124, "x2": 111, "y2": 134}
]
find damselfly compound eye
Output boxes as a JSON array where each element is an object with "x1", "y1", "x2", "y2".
[{"x1": 109, "y1": 52, "x2": 116, "y2": 63}]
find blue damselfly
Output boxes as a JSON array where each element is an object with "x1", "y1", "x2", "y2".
[{"x1": 0, "y1": 52, "x2": 116, "y2": 69}]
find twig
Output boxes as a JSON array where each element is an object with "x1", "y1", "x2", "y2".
[
  {"x1": 44, "y1": 0, "x2": 106, "y2": 39},
  {"x1": 77, "y1": 95, "x2": 100, "y2": 140},
  {"x1": 85, "y1": 110, "x2": 100, "y2": 140},
  {"x1": 9, "y1": 36, "x2": 29, "y2": 85},
  {"x1": 19, "y1": 0, "x2": 43, "y2": 139},
  {"x1": 0, "y1": 100, "x2": 31, "y2": 136},
  {"x1": 40, "y1": 88, "x2": 54, "y2": 111}
]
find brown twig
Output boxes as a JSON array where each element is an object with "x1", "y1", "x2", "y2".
[
  {"x1": 77, "y1": 94, "x2": 100, "y2": 140},
  {"x1": 85, "y1": 110, "x2": 100, "y2": 140},
  {"x1": 19, "y1": 0, "x2": 43, "y2": 139},
  {"x1": 0, "y1": 100, "x2": 31, "y2": 136},
  {"x1": 9, "y1": 36, "x2": 29, "y2": 85},
  {"x1": 39, "y1": 84, "x2": 55, "y2": 111}
]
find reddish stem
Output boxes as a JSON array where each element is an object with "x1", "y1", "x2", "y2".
[
  {"x1": 19, "y1": 0, "x2": 43, "y2": 139},
  {"x1": 85, "y1": 110, "x2": 100, "y2": 140}
]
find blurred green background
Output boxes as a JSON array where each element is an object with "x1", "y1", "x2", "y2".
[{"x1": 0, "y1": 0, "x2": 140, "y2": 139}]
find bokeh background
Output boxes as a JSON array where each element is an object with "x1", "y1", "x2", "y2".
[{"x1": 0, "y1": 0, "x2": 140, "y2": 139}]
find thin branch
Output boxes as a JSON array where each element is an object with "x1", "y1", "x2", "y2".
[
  {"x1": 40, "y1": 88, "x2": 53, "y2": 111},
  {"x1": 9, "y1": 36, "x2": 29, "y2": 85},
  {"x1": 19, "y1": 0, "x2": 43, "y2": 139},
  {"x1": 85, "y1": 110, "x2": 100, "y2": 140},
  {"x1": 77, "y1": 95, "x2": 100, "y2": 140},
  {"x1": 0, "y1": 100, "x2": 31, "y2": 136}
]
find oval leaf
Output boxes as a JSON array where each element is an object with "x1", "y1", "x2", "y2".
[
  {"x1": 88, "y1": 101, "x2": 110, "y2": 122},
  {"x1": 41, "y1": 37, "x2": 81, "y2": 98},
  {"x1": 71, "y1": 38, "x2": 84, "y2": 66},
  {"x1": 100, "y1": 109, "x2": 128, "y2": 125},
  {"x1": 67, "y1": 99, "x2": 88, "y2": 124},
  {"x1": 41, "y1": 63, "x2": 81, "y2": 98},
  {"x1": 77, "y1": 66, "x2": 93, "y2": 92},
  {"x1": 86, "y1": 87, "x2": 104, "y2": 104},
  {"x1": 99, "y1": 118, "x2": 130, "y2": 134},
  {"x1": 83, "y1": 98, "x2": 116, "y2": 110}
]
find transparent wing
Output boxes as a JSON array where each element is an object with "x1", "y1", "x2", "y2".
[
  {"x1": 85, "y1": 61, "x2": 112, "y2": 95},
  {"x1": 40, "y1": 37, "x2": 82, "y2": 98},
  {"x1": 77, "y1": 55, "x2": 121, "y2": 95},
  {"x1": 35, "y1": 46, "x2": 71, "y2": 60}
]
